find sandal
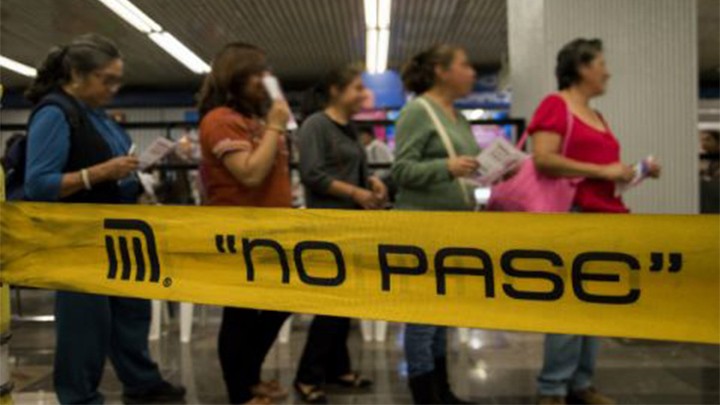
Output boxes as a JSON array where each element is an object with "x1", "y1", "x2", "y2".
[
  {"x1": 243, "y1": 395, "x2": 272, "y2": 405},
  {"x1": 329, "y1": 372, "x2": 373, "y2": 389},
  {"x1": 252, "y1": 380, "x2": 288, "y2": 400},
  {"x1": 294, "y1": 381, "x2": 328, "y2": 404}
]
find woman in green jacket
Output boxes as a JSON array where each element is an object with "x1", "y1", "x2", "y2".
[{"x1": 392, "y1": 44, "x2": 480, "y2": 404}]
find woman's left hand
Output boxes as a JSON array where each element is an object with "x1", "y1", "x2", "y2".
[
  {"x1": 648, "y1": 160, "x2": 662, "y2": 179},
  {"x1": 368, "y1": 176, "x2": 388, "y2": 204}
]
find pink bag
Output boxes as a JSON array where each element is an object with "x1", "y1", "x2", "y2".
[{"x1": 487, "y1": 99, "x2": 579, "y2": 213}]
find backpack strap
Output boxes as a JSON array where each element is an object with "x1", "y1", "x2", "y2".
[{"x1": 29, "y1": 91, "x2": 84, "y2": 135}]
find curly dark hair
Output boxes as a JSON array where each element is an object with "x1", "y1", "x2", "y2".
[
  {"x1": 555, "y1": 38, "x2": 604, "y2": 90},
  {"x1": 401, "y1": 44, "x2": 462, "y2": 94}
]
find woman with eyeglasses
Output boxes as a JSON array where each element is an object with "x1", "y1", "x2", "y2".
[{"x1": 23, "y1": 34, "x2": 185, "y2": 405}]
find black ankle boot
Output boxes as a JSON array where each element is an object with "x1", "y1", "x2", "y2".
[
  {"x1": 433, "y1": 358, "x2": 474, "y2": 405},
  {"x1": 408, "y1": 371, "x2": 443, "y2": 404}
]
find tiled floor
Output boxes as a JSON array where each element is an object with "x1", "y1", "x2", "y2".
[{"x1": 5, "y1": 290, "x2": 719, "y2": 404}]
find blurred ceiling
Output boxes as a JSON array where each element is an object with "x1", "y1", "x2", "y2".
[{"x1": 0, "y1": 0, "x2": 717, "y2": 92}]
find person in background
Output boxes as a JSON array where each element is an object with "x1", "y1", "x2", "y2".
[
  {"x1": 360, "y1": 126, "x2": 394, "y2": 179},
  {"x1": 529, "y1": 38, "x2": 661, "y2": 405},
  {"x1": 392, "y1": 44, "x2": 480, "y2": 404},
  {"x1": 294, "y1": 65, "x2": 386, "y2": 404},
  {"x1": 699, "y1": 129, "x2": 719, "y2": 213},
  {"x1": 198, "y1": 42, "x2": 292, "y2": 405},
  {"x1": 23, "y1": 33, "x2": 185, "y2": 405}
]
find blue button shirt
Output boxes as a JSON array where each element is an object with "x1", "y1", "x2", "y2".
[{"x1": 25, "y1": 104, "x2": 140, "y2": 202}]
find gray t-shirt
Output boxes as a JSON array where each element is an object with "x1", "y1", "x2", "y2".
[{"x1": 297, "y1": 112, "x2": 369, "y2": 209}]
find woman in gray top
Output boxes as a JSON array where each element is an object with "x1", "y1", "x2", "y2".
[{"x1": 294, "y1": 65, "x2": 388, "y2": 404}]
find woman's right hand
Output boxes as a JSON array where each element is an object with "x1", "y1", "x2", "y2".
[
  {"x1": 99, "y1": 156, "x2": 140, "y2": 181},
  {"x1": 266, "y1": 100, "x2": 291, "y2": 130},
  {"x1": 447, "y1": 156, "x2": 480, "y2": 178},
  {"x1": 352, "y1": 188, "x2": 383, "y2": 210},
  {"x1": 599, "y1": 162, "x2": 635, "y2": 183}
]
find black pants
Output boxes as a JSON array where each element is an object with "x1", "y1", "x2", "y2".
[
  {"x1": 54, "y1": 291, "x2": 164, "y2": 404},
  {"x1": 218, "y1": 307, "x2": 290, "y2": 404},
  {"x1": 295, "y1": 316, "x2": 352, "y2": 386}
]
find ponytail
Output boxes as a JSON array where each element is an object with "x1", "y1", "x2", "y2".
[
  {"x1": 25, "y1": 46, "x2": 69, "y2": 104},
  {"x1": 25, "y1": 34, "x2": 121, "y2": 104}
]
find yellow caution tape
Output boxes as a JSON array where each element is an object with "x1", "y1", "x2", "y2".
[
  {"x1": 0, "y1": 165, "x2": 12, "y2": 405},
  {"x1": 1, "y1": 202, "x2": 718, "y2": 344}
]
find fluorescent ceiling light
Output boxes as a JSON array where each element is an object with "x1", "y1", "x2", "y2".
[
  {"x1": 97, "y1": 0, "x2": 210, "y2": 74},
  {"x1": 0, "y1": 55, "x2": 37, "y2": 77},
  {"x1": 366, "y1": 29, "x2": 379, "y2": 74},
  {"x1": 378, "y1": 0, "x2": 392, "y2": 28},
  {"x1": 364, "y1": 0, "x2": 392, "y2": 74},
  {"x1": 149, "y1": 32, "x2": 211, "y2": 74},
  {"x1": 375, "y1": 28, "x2": 390, "y2": 73},
  {"x1": 97, "y1": 0, "x2": 162, "y2": 33},
  {"x1": 364, "y1": 0, "x2": 377, "y2": 28}
]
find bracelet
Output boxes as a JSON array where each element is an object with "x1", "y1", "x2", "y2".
[
  {"x1": 266, "y1": 125, "x2": 286, "y2": 134},
  {"x1": 80, "y1": 169, "x2": 92, "y2": 190}
]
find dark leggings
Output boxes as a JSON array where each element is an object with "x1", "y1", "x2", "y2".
[
  {"x1": 218, "y1": 307, "x2": 290, "y2": 404},
  {"x1": 295, "y1": 315, "x2": 352, "y2": 386}
]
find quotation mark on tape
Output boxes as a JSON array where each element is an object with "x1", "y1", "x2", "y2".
[
  {"x1": 216, "y1": 235, "x2": 238, "y2": 254},
  {"x1": 649, "y1": 252, "x2": 682, "y2": 273}
]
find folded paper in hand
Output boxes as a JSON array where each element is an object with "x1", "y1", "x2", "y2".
[
  {"x1": 475, "y1": 137, "x2": 528, "y2": 185},
  {"x1": 262, "y1": 75, "x2": 298, "y2": 131},
  {"x1": 138, "y1": 138, "x2": 176, "y2": 170},
  {"x1": 615, "y1": 156, "x2": 654, "y2": 196}
]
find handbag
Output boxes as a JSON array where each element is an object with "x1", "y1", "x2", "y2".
[
  {"x1": 417, "y1": 98, "x2": 473, "y2": 207},
  {"x1": 487, "y1": 98, "x2": 578, "y2": 213}
]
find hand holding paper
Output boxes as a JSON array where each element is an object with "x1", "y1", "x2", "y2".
[
  {"x1": 138, "y1": 138, "x2": 177, "y2": 170},
  {"x1": 262, "y1": 74, "x2": 298, "y2": 131},
  {"x1": 615, "y1": 156, "x2": 658, "y2": 195},
  {"x1": 475, "y1": 137, "x2": 528, "y2": 185}
]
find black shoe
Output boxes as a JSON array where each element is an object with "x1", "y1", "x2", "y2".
[
  {"x1": 408, "y1": 371, "x2": 443, "y2": 404},
  {"x1": 434, "y1": 358, "x2": 474, "y2": 404},
  {"x1": 123, "y1": 381, "x2": 186, "y2": 404}
]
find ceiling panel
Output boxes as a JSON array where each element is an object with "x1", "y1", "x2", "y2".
[
  {"x1": 390, "y1": 0, "x2": 507, "y2": 71},
  {"x1": 138, "y1": 0, "x2": 365, "y2": 86},
  {"x1": 0, "y1": 0, "x2": 716, "y2": 92}
]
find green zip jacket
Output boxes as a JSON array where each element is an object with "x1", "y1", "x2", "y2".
[{"x1": 392, "y1": 96, "x2": 480, "y2": 211}]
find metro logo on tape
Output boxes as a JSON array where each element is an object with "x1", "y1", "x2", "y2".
[
  {"x1": 1, "y1": 202, "x2": 718, "y2": 343},
  {"x1": 104, "y1": 219, "x2": 162, "y2": 284}
]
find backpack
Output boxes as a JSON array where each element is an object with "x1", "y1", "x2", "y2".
[
  {"x1": 3, "y1": 93, "x2": 82, "y2": 201},
  {"x1": 2, "y1": 135, "x2": 28, "y2": 201}
]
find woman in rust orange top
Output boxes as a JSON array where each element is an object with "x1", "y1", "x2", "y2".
[{"x1": 198, "y1": 42, "x2": 291, "y2": 405}]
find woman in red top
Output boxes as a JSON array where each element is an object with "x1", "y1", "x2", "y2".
[
  {"x1": 198, "y1": 42, "x2": 291, "y2": 405},
  {"x1": 530, "y1": 39, "x2": 660, "y2": 405}
]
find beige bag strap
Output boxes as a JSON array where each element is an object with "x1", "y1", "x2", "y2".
[{"x1": 417, "y1": 97, "x2": 472, "y2": 206}]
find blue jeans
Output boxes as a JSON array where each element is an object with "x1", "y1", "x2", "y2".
[
  {"x1": 537, "y1": 334, "x2": 599, "y2": 396},
  {"x1": 404, "y1": 324, "x2": 447, "y2": 377}
]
